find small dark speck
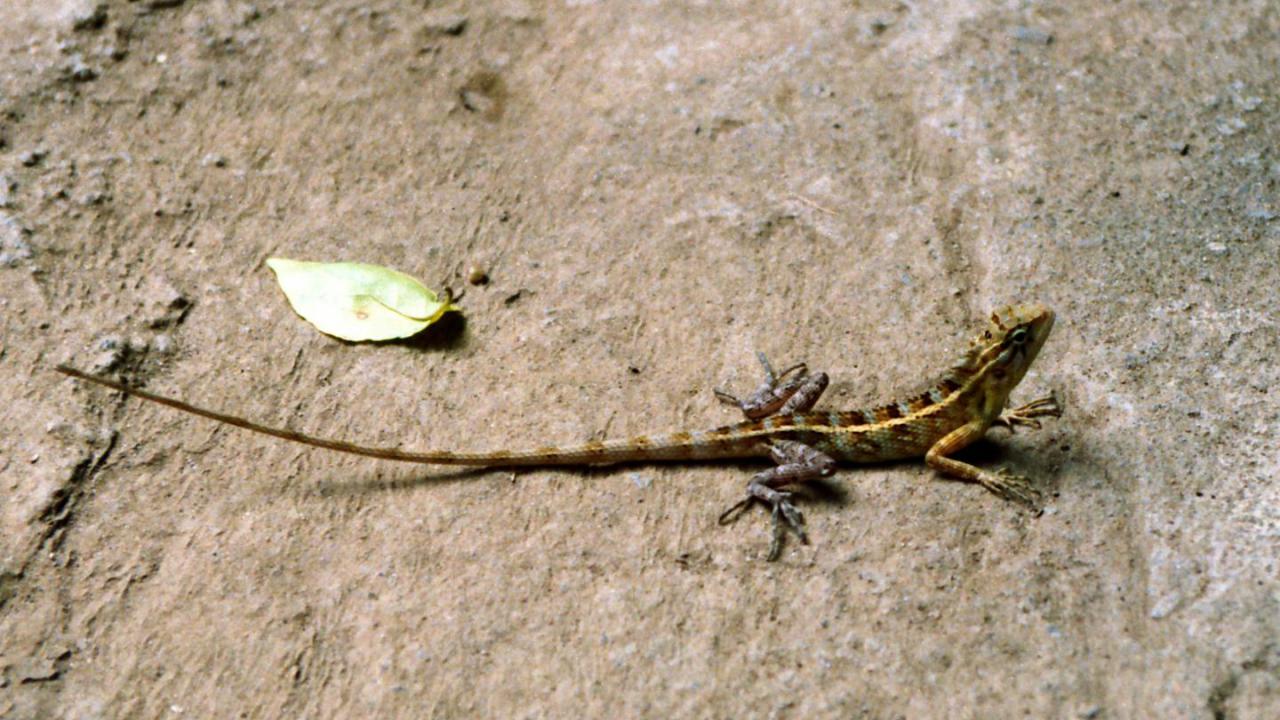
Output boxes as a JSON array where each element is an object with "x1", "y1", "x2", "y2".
[
  {"x1": 503, "y1": 289, "x2": 525, "y2": 305},
  {"x1": 832, "y1": 122, "x2": 842, "y2": 129},
  {"x1": 628, "y1": 365, "x2": 642, "y2": 374},
  {"x1": 1179, "y1": 143, "x2": 1191, "y2": 156},
  {"x1": 1186, "y1": 410, "x2": 1201, "y2": 418},
  {"x1": 1109, "y1": 190, "x2": 1121, "y2": 198},
  {"x1": 693, "y1": 125, "x2": 702, "y2": 135}
]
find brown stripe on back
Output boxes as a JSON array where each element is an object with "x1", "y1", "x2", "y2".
[
  {"x1": 907, "y1": 393, "x2": 934, "y2": 412},
  {"x1": 669, "y1": 431, "x2": 693, "y2": 444},
  {"x1": 835, "y1": 410, "x2": 867, "y2": 427},
  {"x1": 875, "y1": 403, "x2": 902, "y2": 422},
  {"x1": 706, "y1": 424, "x2": 736, "y2": 438},
  {"x1": 936, "y1": 376, "x2": 962, "y2": 395},
  {"x1": 630, "y1": 435, "x2": 652, "y2": 447},
  {"x1": 581, "y1": 440, "x2": 607, "y2": 455}
]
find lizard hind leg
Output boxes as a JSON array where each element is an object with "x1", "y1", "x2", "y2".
[
  {"x1": 718, "y1": 439, "x2": 837, "y2": 560},
  {"x1": 714, "y1": 351, "x2": 830, "y2": 420}
]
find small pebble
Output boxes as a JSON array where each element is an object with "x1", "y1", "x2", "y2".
[
  {"x1": 1216, "y1": 117, "x2": 1247, "y2": 136},
  {"x1": 467, "y1": 265, "x2": 489, "y2": 285},
  {"x1": 19, "y1": 148, "x2": 47, "y2": 167},
  {"x1": 69, "y1": 1, "x2": 108, "y2": 31},
  {"x1": 68, "y1": 55, "x2": 99, "y2": 82},
  {"x1": 1236, "y1": 96, "x2": 1262, "y2": 112},
  {"x1": 1205, "y1": 242, "x2": 1228, "y2": 255},
  {"x1": 420, "y1": 13, "x2": 468, "y2": 36},
  {"x1": 96, "y1": 335, "x2": 122, "y2": 351},
  {"x1": 0, "y1": 212, "x2": 33, "y2": 266},
  {"x1": 1009, "y1": 26, "x2": 1054, "y2": 45},
  {"x1": 201, "y1": 153, "x2": 227, "y2": 168}
]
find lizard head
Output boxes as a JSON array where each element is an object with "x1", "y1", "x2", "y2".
[{"x1": 969, "y1": 302, "x2": 1055, "y2": 402}]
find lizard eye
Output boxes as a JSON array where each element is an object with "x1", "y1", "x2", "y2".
[{"x1": 1009, "y1": 327, "x2": 1029, "y2": 345}]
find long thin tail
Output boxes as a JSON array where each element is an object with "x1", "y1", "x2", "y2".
[{"x1": 55, "y1": 365, "x2": 761, "y2": 466}]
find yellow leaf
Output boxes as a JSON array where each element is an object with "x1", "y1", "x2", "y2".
[{"x1": 266, "y1": 258, "x2": 459, "y2": 341}]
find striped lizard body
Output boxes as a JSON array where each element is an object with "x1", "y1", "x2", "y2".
[{"x1": 55, "y1": 302, "x2": 1060, "y2": 559}]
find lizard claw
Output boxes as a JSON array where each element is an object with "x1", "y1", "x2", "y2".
[
  {"x1": 715, "y1": 353, "x2": 812, "y2": 420},
  {"x1": 718, "y1": 496, "x2": 756, "y2": 526},
  {"x1": 767, "y1": 494, "x2": 808, "y2": 561},
  {"x1": 983, "y1": 468, "x2": 1042, "y2": 511},
  {"x1": 718, "y1": 491, "x2": 808, "y2": 560},
  {"x1": 995, "y1": 393, "x2": 1063, "y2": 433}
]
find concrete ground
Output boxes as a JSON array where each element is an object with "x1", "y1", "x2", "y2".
[{"x1": 2, "y1": 1, "x2": 1277, "y2": 717}]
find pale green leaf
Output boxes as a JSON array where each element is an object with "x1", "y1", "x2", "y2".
[{"x1": 266, "y1": 257, "x2": 459, "y2": 341}]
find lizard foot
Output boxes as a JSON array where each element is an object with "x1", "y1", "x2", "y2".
[
  {"x1": 981, "y1": 468, "x2": 1042, "y2": 511},
  {"x1": 718, "y1": 489, "x2": 808, "y2": 561},
  {"x1": 994, "y1": 392, "x2": 1062, "y2": 432},
  {"x1": 715, "y1": 351, "x2": 826, "y2": 420},
  {"x1": 766, "y1": 493, "x2": 808, "y2": 561}
]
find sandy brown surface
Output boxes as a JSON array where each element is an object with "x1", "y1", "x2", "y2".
[{"x1": 2, "y1": 1, "x2": 1278, "y2": 717}]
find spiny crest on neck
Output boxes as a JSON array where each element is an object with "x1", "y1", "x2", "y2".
[
  {"x1": 933, "y1": 302, "x2": 1055, "y2": 394},
  {"x1": 842, "y1": 303, "x2": 1054, "y2": 425}
]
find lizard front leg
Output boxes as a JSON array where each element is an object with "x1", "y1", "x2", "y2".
[
  {"x1": 925, "y1": 421, "x2": 1041, "y2": 508},
  {"x1": 993, "y1": 392, "x2": 1062, "y2": 432},
  {"x1": 715, "y1": 351, "x2": 830, "y2": 420},
  {"x1": 719, "y1": 439, "x2": 836, "y2": 560}
]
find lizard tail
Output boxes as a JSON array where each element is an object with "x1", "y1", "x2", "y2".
[{"x1": 55, "y1": 365, "x2": 765, "y2": 466}]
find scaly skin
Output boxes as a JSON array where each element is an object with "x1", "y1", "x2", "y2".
[{"x1": 55, "y1": 303, "x2": 1060, "y2": 559}]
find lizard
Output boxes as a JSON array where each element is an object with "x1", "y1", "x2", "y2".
[{"x1": 55, "y1": 302, "x2": 1061, "y2": 560}]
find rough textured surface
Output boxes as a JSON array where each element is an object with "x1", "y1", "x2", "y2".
[{"x1": 2, "y1": 1, "x2": 1277, "y2": 717}]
